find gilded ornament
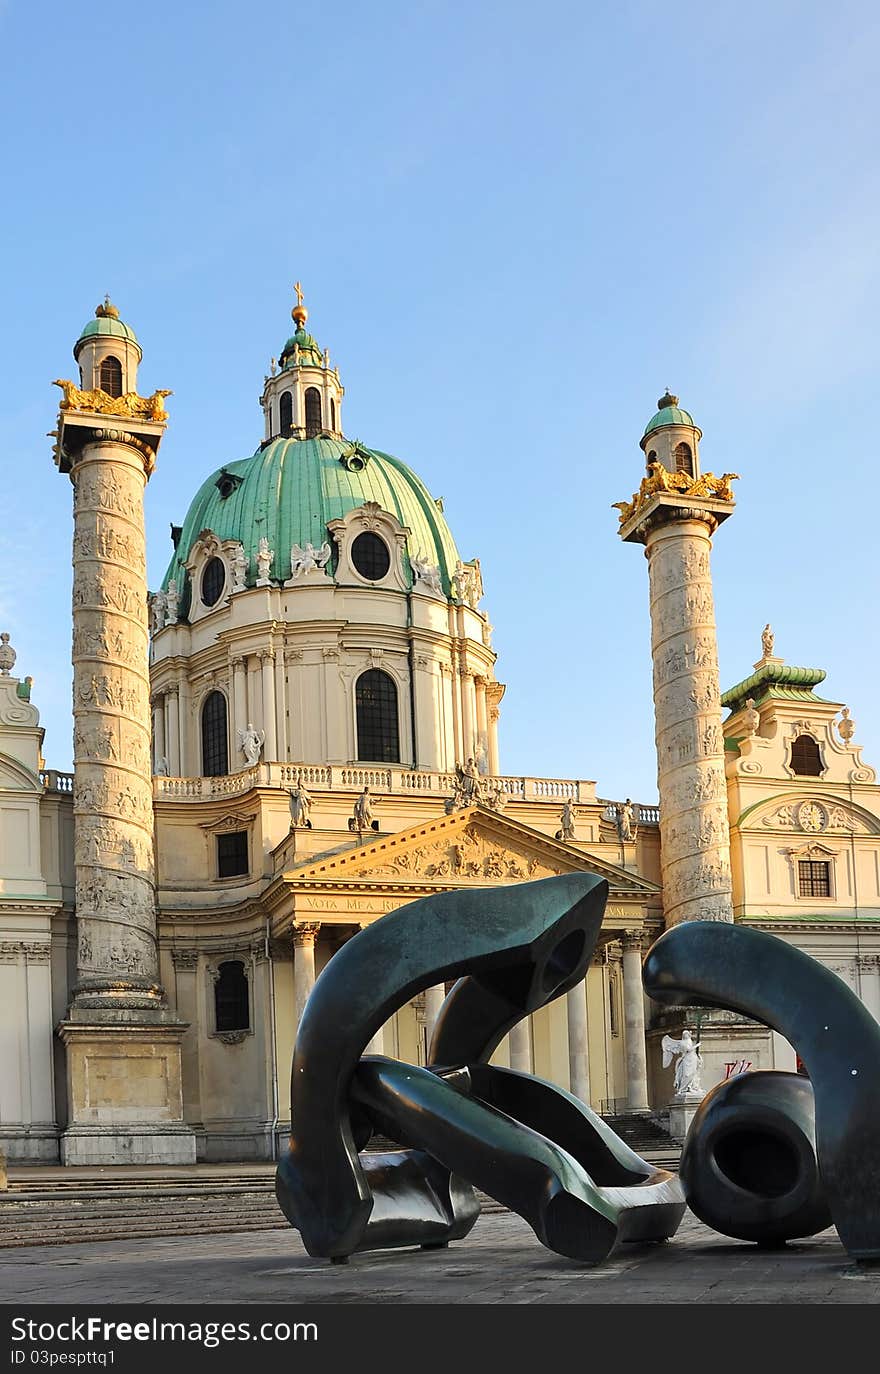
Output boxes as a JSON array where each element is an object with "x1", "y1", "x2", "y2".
[
  {"x1": 54, "y1": 379, "x2": 172, "y2": 422},
  {"x1": 613, "y1": 466, "x2": 739, "y2": 526}
]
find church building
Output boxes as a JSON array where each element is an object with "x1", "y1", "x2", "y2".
[{"x1": 0, "y1": 291, "x2": 878, "y2": 1164}]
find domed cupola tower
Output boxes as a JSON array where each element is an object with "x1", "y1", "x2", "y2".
[
  {"x1": 260, "y1": 284, "x2": 344, "y2": 441},
  {"x1": 640, "y1": 390, "x2": 702, "y2": 479},
  {"x1": 150, "y1": 289, "x2": 503, "y2": 781},
  {"x1": 73, "y1": 297, "x2": 143, "y2": 399}
]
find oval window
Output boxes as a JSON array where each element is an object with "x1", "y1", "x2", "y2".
[
  {"x1": 351, "y1": 532, "x2": 391, "y2": 581},
  {"x1": 202, "y1": 556, "x2": 226, "y2": 607}
]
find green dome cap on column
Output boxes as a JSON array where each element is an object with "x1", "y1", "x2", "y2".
[
  {"x1": 641, "y1": 389, "x2": 700, "y2": 441},
  {"x1": 73, "y1": 297, "x2": 142, "y2": 359},
  {"x1": 161, "y1": 435, "x2": 463, "y2": 612}
]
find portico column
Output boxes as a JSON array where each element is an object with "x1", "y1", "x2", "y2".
[
  {"x1": 152, "y1": 695, "x2": 166, "y2": 772},
  {"x1": 293, "y1": 923, "x2": 320, "y2": 1032},
  {"x1": 260, "y1": 649, "x2": 277, "y2": 761},
  {"x1": 508, "y1": 1019, "x2": 531, "y2": 1072},
  {"x1": 423, "y1": 984, "x2": 446, "y2": 1045},
  {"x1": 566, "y1": 983, "x2": 591, "y2": 1104},
  {"x1": 474, "y1": 675, "x2": 488, "y2": 766},
  {"x1": 622, "y1": 930, "x2": 650, "y2": 1112},
  {"x1": 166, "y1": 684, "x2": 180, "y2": 775},
  {"x1": 358, "y1": 923, "x2": 385, "y2": 1054},
  {"x1": 232, "y1": 656, "x2": 247, "y2": 747}
]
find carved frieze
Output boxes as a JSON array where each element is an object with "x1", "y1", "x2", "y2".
[{"x1": 760, "y1": 800, "x2": 863, "y2": 834}]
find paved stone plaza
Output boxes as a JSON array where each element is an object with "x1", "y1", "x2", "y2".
[{"x1": 1, "y1": 1210, "x2": 878, "y2": 1306}]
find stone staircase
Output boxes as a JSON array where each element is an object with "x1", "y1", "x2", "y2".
[
  {"x1": 600, "y1": 1112, "x2": 680, "y2": 1165},
  {"x1": 0, "y1": 1169, "x2": 289, "y2": 1248},
  {"x1": 0, "y1": 1165, "x2": 506, "y2": 1249}
]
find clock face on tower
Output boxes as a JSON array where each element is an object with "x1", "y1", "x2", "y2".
[{"x1": 798, "y1": 801, "x2": 827, "y2": 833}]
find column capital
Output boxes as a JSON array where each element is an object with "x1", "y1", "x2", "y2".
[
  {"x1": 622, "y1": 928, "x2": 647, "y2": 954},
  {"x1": 164, "y1": 682, "x2": 179, "y2": 699},
  {"x1": 260, "y1": 648, "x2": 275, "y2": 664},
  {"x1": 171, "y1": 947, "x2": 199, "y2": 970},
  {"x1": 292, "y1": 921, "x2": 321, "y2": 948},
  {"x1": 231, "y1": 655, "x2": 246, "y2": 670}
]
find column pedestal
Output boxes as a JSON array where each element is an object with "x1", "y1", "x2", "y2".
[{"x1": 58, "y1": 1020, "x2": 195, "y2": 1165}]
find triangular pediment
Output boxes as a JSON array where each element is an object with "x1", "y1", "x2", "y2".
[
  {"x1": 0, "y1": 751, "x2": 42, "y2": 795},
  {"x1": 280, "y1": 805, "x2": 660, "y2": 895}
]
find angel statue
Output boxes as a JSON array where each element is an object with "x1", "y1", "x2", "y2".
[
  {"x1": 238, "y1": 722, "x2": 265, "y2": 766},
  {"x1": 661, "y1": 1029, "x2": 704, "y2": 1098},
  {"x1": 290, "y1": 540, "x2": 332, "y2": 578}
]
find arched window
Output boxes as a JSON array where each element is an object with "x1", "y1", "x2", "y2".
[
  {"x1": 305, "y1": 387, "x2": 322, "y2": 438},
  {"x1": 99, "y1": 356, "x2": 123, "y2": 398},
  {"x1": 279, "y1": 391, "x2": 293, "y2": 436},
  {"x1": 214, "y1": 960, "x2": 249, "y2": 1032},
  {"x1": 330, "y1": 397, "x2": 336, "y2": 431},
  {"x1": 791, "y1": 734, "x2": 822, "y2": 776},
  {"x1": 674, "y1": 442, "x2": 694, "y2": 476},
  {"x1": 356, "y1": 669, "x2": 400, "y2": 763},
  {"x1": 202, "y1": 691, "x2": 229, "y2": 776}
]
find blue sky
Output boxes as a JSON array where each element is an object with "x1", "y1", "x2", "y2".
[{"x1": 1, "y1": 1, "x2": 878, "y2": 802}]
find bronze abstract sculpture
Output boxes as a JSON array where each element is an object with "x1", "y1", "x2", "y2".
[{"x1": 276, "y1": 873, "x2": 684, "y2": 1263}]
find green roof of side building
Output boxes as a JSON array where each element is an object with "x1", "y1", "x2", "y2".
[
  {"x1": 721, "y1": 663, "x2": 828, "y2": 716},
  {"x1": 74, "y1": 316, "x2": 141, "y2": 354},
  {"x1": 162, "y1": 435, "x2": 462, "y2": 615}
]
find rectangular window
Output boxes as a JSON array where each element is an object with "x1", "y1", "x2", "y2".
[
  {"x1": 217, "y1": 831, "x2": 249, "y2": 879},
  {"x1": 798, "y1": 859, "x2": 830, "y2": 898}
]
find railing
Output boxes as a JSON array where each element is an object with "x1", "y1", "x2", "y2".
[
  {"x1": 39, "y1": 770, "x2": 74, "y2": 793},
  {"x1": 599, "y1": 799, "x2": 660, "y2": 826},
  {"x1": 41, "y1": 763, "x2": 660, "y2": 823},
  {"x1": 152, "y1": 762, "x2": 601, "y2": 804}
]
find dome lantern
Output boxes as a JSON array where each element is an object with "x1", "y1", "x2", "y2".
[
  {"x1": 260, "y1": 283, "x2": 344, "y2": 441},
  {"x1": 639, "y1": 387, "x2": 703, "y2": 480},
  {"x1": 73, "y1": 297, "x2": 142, "y2": 397}
]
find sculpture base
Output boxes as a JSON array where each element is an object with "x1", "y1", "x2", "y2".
[
  {"x1": 58, "y1": 1017, "x2": 196, "y2": 1166},
  {"x1": 668, "y1": 1094, "x2": 705, "y2": 1144}
]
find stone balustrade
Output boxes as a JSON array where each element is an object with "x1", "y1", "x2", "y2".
[{"x1": 41, "y1": 764, "x2": 660, "y2": 825}]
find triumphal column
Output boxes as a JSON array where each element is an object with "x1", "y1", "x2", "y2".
[
  {"x1": 52, "y1": 300, "x2": 195, "y2": 1164},
  {"x1": 616, "y1": 392, "x2": 737, "y2": 926}
]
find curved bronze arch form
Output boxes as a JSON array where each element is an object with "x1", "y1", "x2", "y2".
[
  {"x1": 351, "y1": 1059, "x2": 685, "y2": 1263},
  {"x1": 277, "y1": 873, "x2": 609, "y2": 1258},
  {"x1": 643, "y1": 920, "x2": 880, "y2": 1260}
]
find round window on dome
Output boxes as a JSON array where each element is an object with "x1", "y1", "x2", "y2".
[
  {"x1": 351, "y1": 532, "x2": 391, "y2": 581},
  {"x1": 202, "y1": 557, "x2": 226, "y2": 607}
]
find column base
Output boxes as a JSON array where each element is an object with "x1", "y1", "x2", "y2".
[
  {"x1": 0, "y1": 1126, "x2": 61, "y2": 1164},
  {"x1": 61, "y1": 1124, "x2": 196, "y2": 1166}
]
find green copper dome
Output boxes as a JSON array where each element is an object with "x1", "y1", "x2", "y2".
[
  {"x1": 641, "y1": 389, "x2": 699, "y2": 441},
  {"x1": 642, "y1": 404, "x2": 695, "y2": 437},
  {"x1": 280, "y1": 326, "x2": 323, "y2": 369},
  {"x1": 74, "y1": 300, "x2": 140, "y2": 359},
  {"x1": 162, "y1": 435, "x2": 462, "y2": 611}
]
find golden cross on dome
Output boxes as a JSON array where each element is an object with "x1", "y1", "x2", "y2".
[{"x1": 294, "y1": 281, "x2": 304, "y2": 307}]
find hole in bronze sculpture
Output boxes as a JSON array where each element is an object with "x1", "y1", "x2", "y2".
[{"x1": 713, "y1": 1128, "x2": 799, "y2": 1199}]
